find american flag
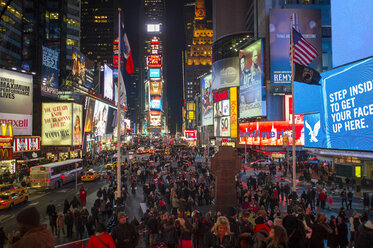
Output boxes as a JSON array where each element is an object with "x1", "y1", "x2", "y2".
[{"x1": 291, "y1": 27, "x2": 318, "y2": 66}]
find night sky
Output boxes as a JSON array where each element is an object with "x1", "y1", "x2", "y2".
[{"x1": 120, "y1": 0, "x2": 211, "y2": 134}]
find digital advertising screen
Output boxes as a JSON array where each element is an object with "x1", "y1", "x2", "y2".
[
  {"x1": 239, "y1": 39, "x2": 266, "y2": 118},
  {"x1": 269, "y1": 9, "x2": 322, "y2": 85},
  {"x1": 184, "y1": 130, "x2": 197, "y2": 141},
  {"x1": 213, "y1": 88, "x2": 231, "y2": 137},
  {"x1": 104, "y1": 64, "x2": 113, "y2": 100},
  {"x1": 72, "y1": 103, "x2": 83, "y2": 146},
  {"x1": 147, "y1": 55, "x2": 162, "y2": 68},
  {"x1": 212, "y1": 57, "x2": 239, "y2": 90},
  {"x1": 150, "y1": 98, "x2": 161, "y2": 110},
  {"x1": 331, "y1": 0, "x2": 373, "y2": 67},
  {"x1": 150, "y1": 81, "x2": 162, "y2": 95},
  {"x1": 201, "y1": 74, "x2": 213, "y2": 126},
  {"x1": 304, "y1": 112, "x2": 324, "y2": 148},
  {"x1": 72, "y1": 48, "x2": 86, "y2": 85},
  {"x1": 42, "y1": 46, "x2": 59, "y2": 89},
  {"x1": 150, "y1": 115, "x2": 161, "y2": 126},
  {"x1": 284, "y1": 95, "x2": 304, "y2": 124},
  {"x1": 0, "y1": 68, "x2": 33, "y2": 135},
  {"x1": 149, "y1": 68, "x2": 161, "y2": 79},
  {"x1": 239, "y1": 121, "x2": 304, "y2": 146},
  {"x1": 84, "y1": 98, "x2": 95, "y2": 133},
  {"x1": 145, "y1": 81, "x2": 150, "y2": 111},
  {"x1": 106, "y1": 106, "x2": 117, "y2": 134},
  {"x1": 93, "y1": 101, "x2": 108, "y2": 137},
  {"x1": 42, "y1": 103, "x2": 73, "y2": 146},
  {"x1": 320, "y1": 56, "x2": 373, "y2": 151}
]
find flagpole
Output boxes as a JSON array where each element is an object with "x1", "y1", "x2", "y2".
[
  {"x1": 116, "y1": 8, "x2": 122, "y2": 201},
  {"x1": 290, "y1": 16, "x2": 297, "y2": 193}
]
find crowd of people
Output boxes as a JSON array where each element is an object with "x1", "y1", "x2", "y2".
[{"x1": 2, "y1": 142, "x2": 373, "y2": 248}]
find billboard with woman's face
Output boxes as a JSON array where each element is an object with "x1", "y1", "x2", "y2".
[
  {"x1": 93, "y1": 101, "x2": 108, "y2": 137},
  {"x1": 73, "y1": 103, "x2": 82, "y2": 146}
]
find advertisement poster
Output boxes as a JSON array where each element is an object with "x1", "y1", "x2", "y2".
[
  {"x1": 72, "y1": 48, "x2": 86, "y2": 85},
  {"x1": 84, "y1": 98, "x2": 95, "y2": 133},
  {"x1": 145, "y1": 81, "x2": 150, "y2": 111},
  {"x1": 269, "y1": 9, "x2": 322, "y2": 85},
  {"x1": 85, "y1": 58, "x2": 94, "y2": 89},
  {"x1": 150, "y1": 81, "x2": 162, "y2": 95},
  {"x1": 239, "y1": 121, "x2": 304, "y2": 146},
  {"x1": 0, "y1": 68, "x2": 33, "y2": 135},
  {"x1": 149, "y1": 68, "x2": 161, "y2": 79},
  {"x1": 41, "y1": 46, "x2": 59, "y2": 90},
  {"x1": 150, "y1": 116, "x2": 161, "y2": 126},
  {"x1": 213, "y1": 88, "x2": 231, "y2": 137},
  {"x1": 230, "y1": 87, "x2": 238, "y2": 138},
  {"x1": 201, "y1": 74, "x2": 213, "y2": 126},
  {"x1": 321, "y1": 57, "x2": 373, "y2": 151},
  {"x1": 93, "y1": 101, "x2": 108, "y2": 137},
  {"x1": 212, "y1": 57, "x2": 239, "y2": 90},
  {"x1": 304, "y1": 113, "x2": 324, "y2": 148},
  {"x1": 72, "y1": 103, "x2": 82, "y2": 146},
  {"x1": 42, "y1": 103, "x2": 72, "y2": 146},
  {"x1": 104, "y1": 64, "x2": 113, "y2": 100},
  {"x1": 106, "y1": 106, "x2": 117, "y2": 134},
  {"x1": 239, "y1": 39, "x2": 266, "y2": 118},
  {"x1": 284, "y1": 95, "x2": 304, "y2": 124}
]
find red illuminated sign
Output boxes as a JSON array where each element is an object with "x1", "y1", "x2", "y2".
[
  {"x1": 13, "y1": 136, "x2": 40, "y2": 152},
  {"x1": 284, "y1": 95, "x2": 304, "y2": 124},
  {"x1": 150, "y1": 37, "x2": 159, "y2": 44},
  {"x1": 214, "y1": 89, "x2": 229, "y2": 102},
  {"x1": 147, "y1": 55, "x2": 162, "y2": 68},
  {"x1": 239, "y1": 121, "x2": 304, "y2": 146},
  {"x1": 184, "y1": 130, "x2": 197, "y2": 141}
]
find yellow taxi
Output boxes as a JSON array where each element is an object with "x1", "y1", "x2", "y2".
[
  {"x1": 81, "y1": 170, "x2": 101, "y2": 182},
  {"x1": 105, "y1": 162, "x2": 126, "y2": 170},
  {"x1": 0, "y1": 184, "x2": 25, "y2": 194},
  {"x1": 0, "y1": 190, "x2": 29, "y2": 210}
]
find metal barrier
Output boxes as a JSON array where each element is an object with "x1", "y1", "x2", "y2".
[{"x1": 54, "y1": 238, "x2": 90, "y2": 248}]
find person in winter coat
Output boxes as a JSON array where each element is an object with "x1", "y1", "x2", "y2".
[
  {"x1": 204, "y1": 216, "x2": 238, "y2": 248},
  {"x1": 7, "y1": 207, "x2": 54, "y2": 248},
  {"x1": 163, "y1": 219, "x2": 178, "y2": 248},
  {"x1": 337, "y1": 216, "x2": 348, "y2": 248},
  {"x1": 64, "y1": 209, "x2": 74, "y2": 238},
  {"x1": 63, "y1": 199, "x2": 70, "y2": 214},
  {"x1": 147, "y1": 214, "x2": 160, "y2": 246},
  {"x1": 111, "y1": 212, "x2": 139, "y2": 248},
  {"x1": 0, "y1": 227, "x2": 7, "y2": 248},
  {"x1": 327, "y1": 216, "x2": 339, "y2": 248},
  {"x1": 87, "y1": 223, "x2": 115, "y2": 248},
  {"x1": 70, "y1": 196, "x2": 81, "y2": 209},
  {"x1": 305, "y1": 209, "x2": 333, "y2": 248},
  {"x1": 356, "y1": 220, "x2": 373, "y2": 248},
  {"x1": 282, "y1": 215, "x2": 306, "y2": 248},
  {"x1": 56, "y1": 213, "x2": 65, "y2": 238},
  {"x1": 80, "y1": 187, "x2": 87, "y2": 206},
  {"x1": 261, "y1": 225, "x2": 288, "y2": 248}
]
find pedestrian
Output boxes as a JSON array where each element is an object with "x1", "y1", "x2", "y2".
[
  {"x1": 87, "y1": 223, "x2": 116, "y2": 248},
  {"x1": 305, "y1": 208, "x2": 333, "y2": 248},
  {"x1": 337, "y1": 216, "x2": 348, "y2": 248},
  {"x1": 65, "y1": 209, "x2": 74, "y2": 238},
  {"x1": 0, "y1": 227, "x2": 6, "y2": 248},
  {"x1": 261, "y1": 225, "x2": 288, "y2": 248},
  {"x1": 282, "y1": 215, "x2": 306, "y2": 248},
  {"x1": 46, "y1": 201, "x2": 57, "y2": 234},
  {"x1": 111, "y1": 212, "x2": 139, "y2": 248},
  {"x1": 363, "y1": 192, "x2": 370, "y2": 211},
  {"x1": 7, "y1": 207, "x2": 54, "y2": 248},
  {"x1": 327, "y1": 216, "x2": 339, "y2": 248},
  {"x1": 347, "y1": 190, "x2": 353, "y2": 209},
  {"x1": 204, "y1": 216, "x2": 238, "y2": 247},
  {"x1": 71, "y1": 196, "x2": 81, "y2": 209},
  {"x1": 63, "y1": 199, "x2": 70, "y2": 214},
  {"x1": 80, "y1": 186, "x2": 87, "y2": 206},
  {"x1": 356, "y1": 220, "x2": 373, "y2": 248},
  {"x1": 56, "y1": 213, "x2": 65, "y2": 238}
]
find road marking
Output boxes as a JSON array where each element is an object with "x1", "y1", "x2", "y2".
[
  {"x1": 57, "y1": 189, "x2": 68, "y2": 193},
  {"x1": 0, "y1": 214, "x2": 11, "y2": 222},
  {"x1": 29, "y1": 201, "x2": 39, "y2": 206}
]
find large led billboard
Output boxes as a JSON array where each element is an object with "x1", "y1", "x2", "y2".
[
  {"x1": 201, "y1": 74, "x2": 213, "y2": 126},
  {"x1": 147, "y1": 24, "x2": 160, "y2": 32},
  {"x1": 84, "y1": 98, "x2": 95, "y2": 133},
  {"x1": 149, "y1": 68, "x2": 161, "y2": 79},
  {"x1": 0, "y1": 68, "x2": 33, "y2": 135},
  {"x1": 239, "y1": 121, "x2": 304, "y2": 146},
  {"x1": 150, "y1": 98, "x2": 161, "y2": 110},
  {"x1": 320, "y1": 56, "x2": 373, "y2": 151},
  {"x1": 150, "y1": 81, "x2": 162, "y2": 95},
  {"x1": 212, "y1": 57, "x2": 239, "y2": 90},
  {"x1": 331, "y1": 0, "x2": 373, "y2": 67},
  {"x1": 93, "y1": 101, "x2": 108, "y2": 136},
  {"x1": 269, "y1": 9, "x2": 322, "y2": 85},
  {"x1": 72, "y1": 48, "x2": 86, "y2": 85},
  {"x1": 239, "y1": 39, "x2": 266, "y2": 118},
  {"x1": 213, "y1": 88, "x2": 237, "y2": 137},
  {"x1": 106, "y1": 106, "x2": 117, "y2": 134},
  {"x1": 145, "y1": 81, "x2": 150, "y2": 111},
  {"x1": 72, "y1": 103, "x2": 83, "y2": 146},
  {"x1": 104, "y1": 64, "x2": 113, "y2": 100},
  {"x1": 284, "y1": 95, "x2": 304, "y2": 124},
  {"x1": 41, "y1": 46, "x2": 59, "y2": 96},
  {"x1": 42, "y1": 103, "x2": 82, "y2": 146},
  {"x1": 147, "y1": 55, "x2": 162, "y2": 68}
]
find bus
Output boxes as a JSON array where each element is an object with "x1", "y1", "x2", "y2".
[{"x1": 30, "y1": 159, "x2": 83, "y2": 189}]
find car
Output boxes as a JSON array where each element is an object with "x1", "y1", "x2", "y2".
[
  {"x1": 0, "y1": 184, "x2": 25, "y2": 194},
  {"x1": 0, "y1": 190, "x2": 29, "y2": 210},
  {"x1": 105, "y1": 162, "x2": 126, "y2": 170},
  {"x1": 250, "y1": 159, "x2": 271, "y2": 167},
  {"x1": 81, "y1": 170, "x2": 101, "y2": 182}
]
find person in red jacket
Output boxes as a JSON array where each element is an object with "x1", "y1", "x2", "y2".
[
  {"x1": 87, "y1": 223, "x2": 116, "y2": 248},
  {"x1": 80, "y1": 186, "x2": 87, "y2": 206},
  {"x1": 318, "y1": 190, "x2": 327, "y2": 209}
]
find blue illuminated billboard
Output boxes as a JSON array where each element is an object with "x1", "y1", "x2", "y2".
[
  {"x1": 150, "y1": 99, "x2": 161, "y2": 110},
  {"x1": 304, "y1": 113, "x2": 325, "y2": 148},
  {"x1": 42, "y1": 46, "x2": 59, "y2": 88},
  {"x1": 239, "y1": 39, "x2": 266, "y2": 118},
  {"x1": 269, "y1": 9, "x2": 322, "y2": 85},
  {"x1": 331, "y1": 0, "x2": 373, "y2": 67},
  {"x1": 321, "y1": 57, "x2": 373, "y2": 151},
  {"x1": 149, "y1": 68, "x2": 161, "y2": 78}
]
